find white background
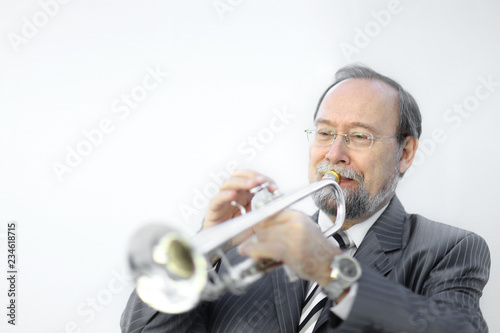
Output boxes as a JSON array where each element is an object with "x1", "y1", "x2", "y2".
[{"x1": 1, "y1": 1, "x2": 499, "y2": 332}]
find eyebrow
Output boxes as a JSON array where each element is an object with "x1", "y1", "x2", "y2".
[{"x1": 315, "y1": 118, "x2": 379, "y2": 134}]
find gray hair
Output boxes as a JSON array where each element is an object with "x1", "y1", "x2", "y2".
[{"x1": 313, "y1": 64, "x2": 422, "y2": 145}]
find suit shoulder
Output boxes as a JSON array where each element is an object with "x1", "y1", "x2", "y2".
[{"x1": 405, "y1": 213, "x2": 489, "y2": 249}]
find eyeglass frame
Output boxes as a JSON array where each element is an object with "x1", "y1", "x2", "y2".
[{"x1": 304, "y1": 127, "x2": 400, "y2": 150}]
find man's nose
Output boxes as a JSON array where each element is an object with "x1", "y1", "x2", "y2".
[{"x1": 325, "y1": 135, "x2": 350, "y2": 165}]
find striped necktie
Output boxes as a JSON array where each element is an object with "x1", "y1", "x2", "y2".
[{"x1": 297, "y1": 231, "x2": 353, "y2": 333}]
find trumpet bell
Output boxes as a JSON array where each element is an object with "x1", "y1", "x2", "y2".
[{"x1": 128, "y1": 224, "x2": 208, "y2": 313}]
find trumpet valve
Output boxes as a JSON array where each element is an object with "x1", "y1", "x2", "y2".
[{"x1": 251, "y1": 182, "x2": 282, "y2": 209}]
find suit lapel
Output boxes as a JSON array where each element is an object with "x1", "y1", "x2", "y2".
[
  {"x1": 355, "y1": 195, "x2": 406, "y2": 273},
  {"x1": 313, "y1": 196, "x2": 407, "y2": 331}
]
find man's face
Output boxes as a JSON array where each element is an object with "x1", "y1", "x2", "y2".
[{"x1": 308, "y1": 78, "x2": 402, "y2": 221}]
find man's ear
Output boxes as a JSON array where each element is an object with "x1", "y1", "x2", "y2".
[{"x1": 398, "y1": 136, "x2": 418, "y2": 174}]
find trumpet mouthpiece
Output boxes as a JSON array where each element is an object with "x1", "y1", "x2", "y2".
[{"x1": 324, "y1": 171, "x2": 340, "y2": 184}]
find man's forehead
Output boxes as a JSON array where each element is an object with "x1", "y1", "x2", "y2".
[
  {"x1": 324, "y1": 78, "x2": 398, "y2": 102},
  {"x1": 315, "y1": 78, "x2": 399, "y2": 131},
  {"x1": 319, "y1": 79, "x2": 399, "y2": 111},
  {"x1": 315, "y1": 118, "x2": 379, "y2": 133}
]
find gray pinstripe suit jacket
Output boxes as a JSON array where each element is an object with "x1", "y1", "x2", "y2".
[{"x1": 121, "y1": 196, "x2": 490, "y2": 332}]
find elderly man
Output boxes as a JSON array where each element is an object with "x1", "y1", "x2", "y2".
[{"x1": 121, "y1": 64, "x2": 490, "y2": 332}]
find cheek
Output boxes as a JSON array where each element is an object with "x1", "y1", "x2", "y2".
[
  {"x1": 362, "y1": 155, "x2": 398, "y2": 193},
  {"x1": 362, "y1": 169, "x2": 380, "y2": 194},
  {"x1": 308, "y1": 147, "x2": 322, "y2": 182},
  {"x1": 352, "y1": 155, "x2": 379, "y2": 191}
]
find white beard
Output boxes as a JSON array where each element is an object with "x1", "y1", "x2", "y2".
[{"x1": 312, "y1": 161, "x2": 399, "y2": 219}]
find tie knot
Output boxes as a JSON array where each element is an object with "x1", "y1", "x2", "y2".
[{"x1": 332, "y1": 231, "x2": 353, "y2": 249}]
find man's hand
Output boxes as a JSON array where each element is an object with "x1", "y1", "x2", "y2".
[
  {"x1": 202, "y1": 169, "x2": 278, "y2": 245},
  {"x1": 238, "y1": 210, "x2": 343, "y2": 287}
]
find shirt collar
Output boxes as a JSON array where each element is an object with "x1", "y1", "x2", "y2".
[{"x1": 318, "y1": 202, "x2": 390, "y2": 249}]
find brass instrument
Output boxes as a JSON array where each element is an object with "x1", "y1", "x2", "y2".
[{"x1": 127, "y1": 171, "x2": 345, "y2": 313}]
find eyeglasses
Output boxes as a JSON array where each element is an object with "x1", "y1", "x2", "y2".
[{"x1": 304, "y1": 128, "x2": 399, "y2": 150}]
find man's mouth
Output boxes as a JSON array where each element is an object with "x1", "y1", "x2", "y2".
[
  {"x1": 338, "y1": 175, "x2": 354, "y2": 185},
  {"x1": 319, "y1": 172, "x2": 355, "y2": 185},
  {"x1": 315, "y1": 163, "x2": 362, "y2": 186}
]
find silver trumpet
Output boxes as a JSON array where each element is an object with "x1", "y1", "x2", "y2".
[{"x1": 127, "y1": 171, "x2": 345, "y2": 314}]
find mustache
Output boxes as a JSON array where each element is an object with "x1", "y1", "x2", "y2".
[{"x1": 315, "y1": 162, "x2": 364, "y2": 183}]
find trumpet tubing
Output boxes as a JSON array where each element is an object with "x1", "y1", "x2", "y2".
[{"x1": 127, "y1": 171, "x2": 345, "y2": 314}]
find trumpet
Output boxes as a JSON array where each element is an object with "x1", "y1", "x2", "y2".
[{"x1": 127, "y1": 171, "x2": 345, "y2": 314}]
